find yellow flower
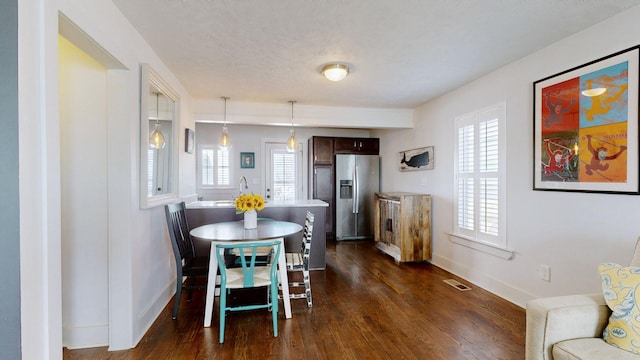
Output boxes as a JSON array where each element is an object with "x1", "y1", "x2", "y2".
[{"x1": 235, "y1": 193, "x2": 265, "y2": 213}]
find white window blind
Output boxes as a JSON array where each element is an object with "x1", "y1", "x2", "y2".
[
  {"x1": 272, "y1": 150, "x2": 296, "y2": 200},
  {"x1": 200, "y1": 146, "x2": 230, "y2": 187},
  {"x1": 147, "y1": 149, "x2": 155, "y2": 196},
  {"x1": 217, "y1": 148, "x2": 230, "y2": 186},
  {"x1": 202, "y1": 148, "x2": 214, "y2": 185},
  {"x1": 454, "y1": 103, "x2": 506, "y2": 248}
]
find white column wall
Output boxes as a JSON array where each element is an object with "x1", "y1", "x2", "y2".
[
  {"x1": 58, "y1": 35, "x2": 109, "y2": 348},
  {"x1": 20, "y1": 0, "x2": 196, "y2": 355}
]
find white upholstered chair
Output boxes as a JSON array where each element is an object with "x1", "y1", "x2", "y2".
[{"x1": 525, "y1": 239, "x2": 640, "y2": 360}]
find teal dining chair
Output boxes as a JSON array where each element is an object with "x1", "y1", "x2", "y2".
[{"x1": 215, "y1": 241, "x2": 282, "y2": 343}]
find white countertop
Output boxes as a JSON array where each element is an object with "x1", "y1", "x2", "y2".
[{"x1": 186, "y1": 199, "x2": 328, "y2": 209}]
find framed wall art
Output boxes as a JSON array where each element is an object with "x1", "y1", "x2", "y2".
[
  {"x1": 533, "y1": 45, "x2": 640, "y2": 194},
  {"x1": 399, "y1": 146, "x2": 434, "y2": 171},
  {"x1": 240, "y1": 152, "x2": 255, "y2": 168},
  {"x1": 185, "y1": 128, "x2": 195, "y2": 154}
]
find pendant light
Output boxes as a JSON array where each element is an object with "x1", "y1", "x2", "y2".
[
  {"x1": 286, "y1": 100, "x2": 297, "y2": 152},
  {"x1": 220, "y1": 96, "x2": 231, "y2": 149},
  {"x1": 149, "y1": 92, "x2": 166, "y2": 150}
]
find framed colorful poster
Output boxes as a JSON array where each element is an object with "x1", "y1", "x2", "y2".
[{"x1": 533, "y1": 46, "x2": 640, "y2": 194}]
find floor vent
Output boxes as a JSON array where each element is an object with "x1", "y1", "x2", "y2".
[{"x1": 443, "y1": 279, "x2": 472, "y2": 291}]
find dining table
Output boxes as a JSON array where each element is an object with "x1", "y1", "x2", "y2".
[{"x1": 190, "y1": 219, "x2": 303, "y2": 327}]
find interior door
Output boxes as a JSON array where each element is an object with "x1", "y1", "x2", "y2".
[
  {"x1": 264, "y1": 141, "x2": 302, "y2": 201},
  {"x1": 314, "y1": 165, "x2": 334, "y2": 233}
]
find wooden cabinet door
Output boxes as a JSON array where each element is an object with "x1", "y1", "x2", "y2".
[
  {"x1": 378, "y1": 199, "x2": 391, "y2": 244},
  {"x1": 389, "y1": 200, "x2": 401, "y2": 247},
  {"x1": 314, "y1": 166, "x2": 334, "y2": 234},
  {"x1": 312, "y1": 137, "x2": 334, "y2": 165},
  {"x1": 334, "y1": 137, "x2": 357, "y2": 153},
  {"x1": 358, "y1": 138, "x2": 379, "y2": 155},
  {"x1": 379, "y1": 199, "x2": 400, "y2": 245},
  {"x1": 334, "y1": 137, "x2": 379, "y2": 155}
]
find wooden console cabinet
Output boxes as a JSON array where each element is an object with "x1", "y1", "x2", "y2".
[{"x1": 374, "y1": 192, "x2": 431, "y2": 263}]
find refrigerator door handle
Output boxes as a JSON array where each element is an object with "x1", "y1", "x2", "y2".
[{"x1": 353, "y1": 165, "x2": 359, "y2": 213}]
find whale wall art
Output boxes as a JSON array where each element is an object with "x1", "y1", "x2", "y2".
[{"x1": 399, "y1": 146, "x2": 434, "y2": 172}]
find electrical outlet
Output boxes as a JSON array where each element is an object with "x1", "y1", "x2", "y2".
[{"x1": 540, "y1": 264, "x2": 551, "y2": 282}]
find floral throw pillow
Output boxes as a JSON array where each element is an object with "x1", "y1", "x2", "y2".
[{"x1": 599, "y1": 262, "x2": 640, "y2": 354}]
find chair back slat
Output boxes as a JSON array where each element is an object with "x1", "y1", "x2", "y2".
[
  {"x1": 215, "y1": 241, "x2": 281, "y2": 288},
  {"x1": 281, "y1": 211, "x2": 315, "y2": 307},
  {"x1": 301, "y1": 211, "x2": 314, "y2": 261},
  {"x1": 165, "y1": 202, "x2": 196, "y2": 264}
]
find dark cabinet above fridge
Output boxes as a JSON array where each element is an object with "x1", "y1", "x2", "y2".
[{"x1": 334, "y1": 137, "x2": 379, "y2": 155}]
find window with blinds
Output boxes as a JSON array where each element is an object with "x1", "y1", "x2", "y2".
[
  {"x1": 200, "y1": 146, "x2": 230, "y2": 187},
  {"x1": 272, "y1": 150, "x2": 296, "y2": 200},
  {"x1": 454, "y1": 103, "x2": 506, "y2": 248}
]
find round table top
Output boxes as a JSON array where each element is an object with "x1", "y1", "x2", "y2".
[{"x1": 190, "y1": 220, "x2": 303, "y2": 242}]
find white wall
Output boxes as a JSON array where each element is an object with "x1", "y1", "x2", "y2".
[
  {"x1": 55, "y1": 0, "x2": 196, "y2": 350},
  {"x1": 19, "y1": 0, "x2": 640, "y2": 357},
  {"x1": 375, "y1": 5, "x2": 640, "y2": 308},
  {"x1": 19, "y1": 0, "x2": 63, "y2": 358},
  {"x1": 193, "y1": 99, "x2": 414, "y2": 129},
  {"x1": 195, "y1": 123, "x2": 370, "y2": 200},
  {"x1": 58, "y1": 35, "x2": 109, "y2": 348},
  {"x1": 20, "y1": 0, "x2": 196, "y2": 356},
  {"x1": 2, "y1": 1, "x2": 22, "y2": 358}
]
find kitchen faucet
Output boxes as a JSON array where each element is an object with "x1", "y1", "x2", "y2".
[{"x1": 239, "y1": 176, "x2": 248, "y2": 193}]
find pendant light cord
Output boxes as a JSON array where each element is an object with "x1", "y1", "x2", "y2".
[
  {"x1": 156, "y1": 93, "x2": 160, "y2": 123},
  {"x1": 222, "y1": 96, "x2": 229, "y2": 126},
  {"x1": 289, "y1": 100, "x2": 296, "y2": 129}
]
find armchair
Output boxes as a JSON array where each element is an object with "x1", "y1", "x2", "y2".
[{"x1": 526, "y1": 239, "x2": 640, "y2": 360}]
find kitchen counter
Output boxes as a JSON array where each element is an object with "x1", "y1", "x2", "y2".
[
  {"x1": 187, "y1": 199, "x2": 328, "y2": 209},
  {"x1": 186, "y1": 199, "x2": 328, "y2": 269}
]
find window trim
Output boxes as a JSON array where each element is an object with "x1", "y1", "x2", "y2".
[{"x1": 452, "y1": 102, "x2": 511, "y2": 258}]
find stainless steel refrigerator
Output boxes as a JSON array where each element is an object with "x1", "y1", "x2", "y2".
[{"x1": 335, "y1": 154, "x2": 380, "y2": 240}]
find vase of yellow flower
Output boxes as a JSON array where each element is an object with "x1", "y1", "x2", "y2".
[
  {"x1": 244, "y1": 210, "x2": 257, "y2": 229},
  {"x1": 235, "y1": 193, "x2": 265, "y2": 229}
]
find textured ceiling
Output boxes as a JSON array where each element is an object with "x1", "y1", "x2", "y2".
[{"x1": 113, "y1": 0, "x2": 640, "y2": 109}]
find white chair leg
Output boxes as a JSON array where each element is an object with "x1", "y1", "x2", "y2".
[{"x1": 303, "y1": 269, "x2": 312, "y2": 307}]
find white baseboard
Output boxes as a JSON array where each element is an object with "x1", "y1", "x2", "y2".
[
  {"x1": 432, "y1": 254, "x2": 535, "y2": 308},
  {"x1": 133, "y1": 280, "x2": 175, "y2": 347},
  {"x1": 63, "y1": 323, "x2": 109, "y2": 349}
]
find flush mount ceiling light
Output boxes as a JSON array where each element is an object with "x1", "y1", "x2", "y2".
[
  {"x1": 149, "y1": 92, "x2": 166, "y2": 150},
  {"x1": 286, "y1": 100, "x2": 297, "y2": 153},
  {"x1": 220, "y1": 96, "x2": 231, "y2": 149},
  {"x1": 322, "y1": 63, "x2": 349, "y2": 81}
]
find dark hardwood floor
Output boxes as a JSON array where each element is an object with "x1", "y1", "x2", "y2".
[{"x1": 63, "y1": 239, "x2": 525, "y2": 359}]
